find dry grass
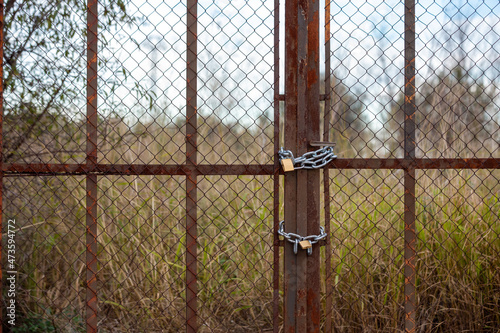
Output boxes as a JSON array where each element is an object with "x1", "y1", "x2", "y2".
[{"x1": 4, "y1": 114, "x2": 500, "y2": 332}]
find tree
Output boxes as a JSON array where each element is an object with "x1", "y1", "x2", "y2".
[{"x1": 3, "y1": 0, "x2": 132, "y2": 163}]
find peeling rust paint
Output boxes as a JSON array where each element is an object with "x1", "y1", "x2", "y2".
[{"x1": 299, "y1": 0, "x2": 308, "y2": 17}]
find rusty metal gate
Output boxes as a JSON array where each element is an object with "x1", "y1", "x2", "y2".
[{"x1": 2, "y1": 0, "x2": 500, "y2": 332}]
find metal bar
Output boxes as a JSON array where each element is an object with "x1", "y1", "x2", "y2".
[
  {"x1": 186, "y1": 1, "x2": 198, "y2": 331},
  {"x1": 328, "y1": 158, "x2": 500, "y2": 169},
  {"x1": 185, "y1": 174, "x2": 197, "y2": 333},
  {"x1": 309, "y1": 141, "x2": 335, "y2": 147},
  {"x1": 323, "y1": 166, "x2": 333, "y2": 333},
  {"x1": 295, "y1": 0, "x2": 309, "y2": 330},
  {"x1": 284, "y1": 0, "x2": 299, "y2": 330},
  {"x1": 324, "y1": 0, "x2": 333, "y2": 331},
  {"x1": 0, "y1": 0, "x2": 4, "y2": 330},
  {"x1": 6, "y1": 158, "x2": 500, "y2": 176},
  {"x1": 278, "y1": 94, "x2": 328, "y2": 101},
  {"x1": 404, "y1": 0, "x2": 416, "y2": 332},
  {"x1": 327, "y1": 158, "x2": 500, "y2": 169},
  {"x1": 86, "y1": 0, "x2": 98, "y2": 331},
  {"x1": 284, "y1": 0, "x2": 322, "y2": 331},
  {"x1": 85, "y1": 174, "x2": 98, "y2": 333},
  {"x1": 305, "y1": 0, "x2": 321, "y2": 331},
  {"x1": 3, "y1": 164, "x2": 275, "y2": 175},
  {"x1": 404, "y1": 169, "x2": 416, "y2": 332},
  {"x1": 272, "y1": 0, "x2": 280, "y2": 331},
  {"x1": 86, "y1": 0, "x2": 98, "y2": 168}
]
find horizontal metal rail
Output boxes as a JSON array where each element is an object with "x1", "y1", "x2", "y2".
[{"x1": 5, "y1": 158, "x2": 500, "y2": 176}]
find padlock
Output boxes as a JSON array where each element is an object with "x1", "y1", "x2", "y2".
[
  {"x1": 281, "y1": 158, "x2": 294, "y2": 172},
  {"x1": 299, "y1": 240, "x2": 312, "y2": 249}
]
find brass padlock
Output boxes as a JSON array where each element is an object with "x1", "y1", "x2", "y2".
[
  {"x1": 299, "y1": 240, "x2": 312, "y2": 249},
  {"x1": 281, "y1": 158, "x2": 294, "y2": 172}
]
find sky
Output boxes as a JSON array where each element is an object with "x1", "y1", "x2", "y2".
[{"x1": 97, "y1": 0, "x2": 500, "y2": 128}]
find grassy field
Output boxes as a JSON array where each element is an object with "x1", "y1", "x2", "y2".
[
  {"x1": 3, "y1": 117, "x2": 500, "y2": 332},
  {"x1": 326, "y1": 168, "x2": 500, "y2": 332}
]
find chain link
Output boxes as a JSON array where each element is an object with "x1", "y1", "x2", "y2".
[
  {"x1": 277, "y1": 220, "x2": 327, "y2": 255},
  {"x1": 278, "y1": 146, "x2": 337, "y2": 170}
]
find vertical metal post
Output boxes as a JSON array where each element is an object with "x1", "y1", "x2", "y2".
[
  {"x1": 0, "y1": 1, "x2": 3, "y2": 331},
  {"x1": 272, "y1": 0, "x2": 281, "y2": 331},
  {"x1": 186, "y1": 1, "x2": 198, "y2": 332},
  {"x1": 404, "y1": 0, "x2": 416, "y2": 332},
  {"x1": 284, "y1": 0, "x2": 299, "y2": 328},
  {"x1": 86, "y1": 0, "x2": 98, "y2": 332},
  {"x1": 284, "y1": 0, "x2": 321, "y2": 331},
  {"x1": 305, "y1": 1, "x2": 321, "y2": 331},
  {"x1": 324, "y1": 0, "x2": 333, "y2": 331},
  {"x1": 85, "y1": 177, "x2": 98, "y2": 333}
]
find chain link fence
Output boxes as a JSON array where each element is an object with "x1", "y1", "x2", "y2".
[
  {"x1": 2, "y1": 0, "x2": 500, "y2": 332},
  {"x1": 324, "y1": 1, "x2": 500, "y2": 332}
]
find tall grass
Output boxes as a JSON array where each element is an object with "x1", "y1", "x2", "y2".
[
  {"x1": 3, "y1": 115, "x2": 500, "y2": 332},
  {"x1": 324, "y1": 168, "x2": 500, "y2": 332}
]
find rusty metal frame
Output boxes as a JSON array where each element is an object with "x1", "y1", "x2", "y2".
[
  {"x1": 0, "y1": 1, "x2": 3, "y2": 330},
  {"x1": 85, "y1": 0, "x2": 99, "y2": 331},
  {"x1": 283, "y1": 0, "x2": 322, "y2": 331},
  {"x1": 403, "y1": 1, "x2": 417, "y2": 331},
  {"x1": 323, "y1": 0, "x2": 333, "y2": 331},
  {"x1": 186, "y1": 0, "x2": 198, "y2": 331},
  {"x1": 1, "y1": 1, "x2": 500, "y2": 333},
  {"x1": 5, "y1": 158, "x2": 500, "y2": 176},
  {"x1": 272, "y1": 0, "x2": 281, "y2": 332}
]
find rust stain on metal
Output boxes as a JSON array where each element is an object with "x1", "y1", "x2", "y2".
[
  {"x1": 307, "y1": 288, "x2": 321, "y2": 326},
  {"x1": 298, "y1": 306, "x2": 306, "y2": 316},
  {"x1": 299, "y1": 0, "x2": 308, "y2": 16},
  {"x1": 308, "y1": 12, "x2": 319, "y2": 64},
  {"x1": 405, "y1": 95, "x2": 415, "y2": 103},
  {"x1": 299, "y1": 58, "x2": 306, "y2": 76},
  {"x1": 308, "y1": 69, "x2": 318, "y2": 84}
]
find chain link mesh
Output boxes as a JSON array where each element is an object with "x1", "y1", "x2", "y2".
[
  {"x1": 3, "y1": 0, "x2": 500, "y2": 332},
  {"x1": 324, "y1": 1, "x2": 500, "y2": 332},
  {"x1": 197, "y1": 176, "x2": 274, "y2": 332},
  {"x1": 4, "y1": 176, "x2": 87, "y2": 331},
  {"x1": 415, "y1": 1, "x2": 500, "y2": 159},
  {"x1": 3, "y1": 1, "x2": 277, "y2": 331},
  {"x1": 415, "y1": 169, "x2": 500, "y2": 330},
  {"x1": 324, "y1": 169, "x2": 405, "y2": 331},
  {"x1": 3, "y1": 1, "x2": 87, "y2": 164},
  {"x1": 97, "y1": 175, "x2": 186, "y2": 331},
  {"x1": 327, "y1": 1, "x2": 405, "y2": 159}
]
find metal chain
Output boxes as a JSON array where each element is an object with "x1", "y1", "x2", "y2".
[
  {"x1": 277, "y1": 220, "x2": 327, "y2": 255},
  {"x1": 278, "y1": 146, "x2": 337, "y2": 170}
]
